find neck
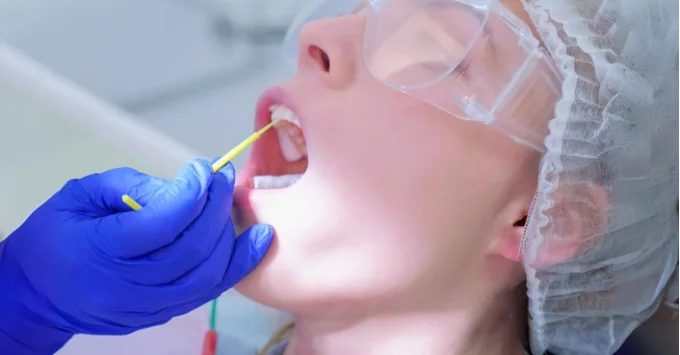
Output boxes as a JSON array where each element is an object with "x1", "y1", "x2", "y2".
[{"x1": 283, "y1": 288, "x2": 526, "y2": 355}]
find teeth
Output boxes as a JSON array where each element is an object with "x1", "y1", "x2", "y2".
[
  {"x1": 270, "y1": 105, "x2": 307, "y2": 162},
  {"x1": 253, "y1": 174, "x2": 303, "y2": 189},
  {"x1": 269, "y1": 104, "x2": 300, "y2": 127}
]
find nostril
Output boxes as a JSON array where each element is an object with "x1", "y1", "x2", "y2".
[{"x1": 309, "y1": 45, "x2": 331, "y2": 72}]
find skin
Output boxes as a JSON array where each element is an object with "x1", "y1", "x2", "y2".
[{"x1": 232, "y1": 0, "x2": 562, "y2": 354}]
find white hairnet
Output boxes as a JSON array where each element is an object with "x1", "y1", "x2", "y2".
[{"x1": 519, "y1": 0, "x2": 679, "y2": 354}]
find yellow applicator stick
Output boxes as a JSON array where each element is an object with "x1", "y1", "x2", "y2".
[
  {"x1": 122, "y1": 195, "x2": 143, "y2": 211},
  {"x1": 122, "y1": 121, "x2": 278, "y2": 211},
  {"x1": 210, "y1": 121, "x2": 277, "y2": 173}
]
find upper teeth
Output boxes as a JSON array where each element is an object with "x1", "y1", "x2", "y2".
[
  {"x1": 270, "y1": 105, "x2": 307, "y2": 162},
  {"x1": 250, "y1": 105, "x2": 306, "y2": 190},
  {"x1": 270, "y1": 105, "x2": 301, "y2": 127}
]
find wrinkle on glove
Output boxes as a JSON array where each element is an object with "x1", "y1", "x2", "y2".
[{"x1": 0, "y1": 159, "x2": 273, "y2": 355}]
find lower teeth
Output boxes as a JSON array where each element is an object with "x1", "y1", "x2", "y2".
[{"x1": 253, "y1": 174, "x2": 303, "y2": 189}]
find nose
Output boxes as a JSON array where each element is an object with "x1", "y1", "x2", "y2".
[{"x1": 295, "y1": 16, "x2": 363, "y2": 89}]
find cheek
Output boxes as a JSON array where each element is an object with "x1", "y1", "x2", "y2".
[
  {"x1": 316, "y1": 105, "x2": 491, "y2": 227},
  {"x1": 310, "y1": 90, "x2": 448, "y2": 192},
  {"x1": 304, "y1": 86, "x2": 498, "y2": 251}
]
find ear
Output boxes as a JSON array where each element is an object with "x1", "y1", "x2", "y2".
[
  {"x1": 491, "y1": 216, "x2": 525, "y2": 262},
  {"x1": 492, "y1": 197, "x2": 531, "y2": 262},
  {"x1": 492, "y1": 183, "x2": 610, "y2": 266},
  {"x1": 526, "y1": 183, "x2": 610, "y2": 267}
]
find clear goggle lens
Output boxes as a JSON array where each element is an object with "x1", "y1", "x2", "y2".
[
  {"x1": 364, "y1": 0, "x2": 489, "y2": 89},
  {"x1": 283, "y1": 0, "x2": 562, "y2": 152}
]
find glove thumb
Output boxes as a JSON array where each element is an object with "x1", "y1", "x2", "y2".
[{"x1": 99, "y1": 159, "x2": 217, "y2": 258}]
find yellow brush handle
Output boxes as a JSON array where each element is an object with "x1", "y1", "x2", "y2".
[
  {"x1": 210, "y1": 121, "x2": 277, "y2": 173},
  {"x1": 122, "y1": 194, "x2": 143, "y2": 211},
  {"x1": 122, "y1": 121, "x2": 277, "y2": 211}
]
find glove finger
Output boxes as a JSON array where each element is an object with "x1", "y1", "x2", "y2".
[
  {"x1": 148, "y1": 297, "x2": 214, "y2": 325},
  {"x1": 156, "y1": 223, "x2": 271, "y2": 305},
  {"x1": 128, "y1": 218, "x2": 234, "y2": 305},
  {"x1": 155, "y1": 225, "x2": 273, "y2": 320},
  {"x1": 103, "y1": 223, "x2": 271, "y2": 324},
  {"x1": 132, "y1": 168, "x2": 236, "y2": 285},
  {"x1": 120, "y1": 296, "x2": 215, "y2": 330},
  {"x1": 148, "y1": 223, "x2": 273, "y2": 319},
  {"x1": 207, "y1": 224, "x2": 274, "y2": 297},
  {"x1": 97, "y1": 159, "x2": 214, "y2": 258},
  {"x1": 61, "y1": 167, "x2": 169, "y2": 215}
]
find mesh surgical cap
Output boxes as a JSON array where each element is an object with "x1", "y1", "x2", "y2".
[{"x1": 519, "y1": 0, "x2": 679, "y2": 354}]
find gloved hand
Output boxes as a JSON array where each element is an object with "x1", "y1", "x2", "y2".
[{"x1": 0, "y1": 159, "x2": 273, "y2": 355}]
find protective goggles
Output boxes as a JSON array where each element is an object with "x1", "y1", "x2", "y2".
[{"x1": 283, "y1": 0, "x2": 562, "y2": 152}]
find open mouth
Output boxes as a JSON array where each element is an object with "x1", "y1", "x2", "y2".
[
  {"x1": 253, "y1": 104, "x2": 308, "y2": 188},
  {"x1": 238, "y1": 88, "x2": 309, "y2": 191}
]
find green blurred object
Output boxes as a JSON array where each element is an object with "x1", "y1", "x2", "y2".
[{"x1": 209, "y1": 299, "x2": 218, "y2": 331}]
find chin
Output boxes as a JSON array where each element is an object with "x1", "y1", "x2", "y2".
[{"x1": 234, "y1": 248, "x2": 324, "y2": 312}]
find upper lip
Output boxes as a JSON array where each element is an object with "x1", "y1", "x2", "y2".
[{"x1": 254, "y1": 86, "x2": 304, "y2": 132}]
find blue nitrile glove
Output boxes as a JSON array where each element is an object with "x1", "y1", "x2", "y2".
[{"x1": 0, "y1": 159, "x2": 274, "y2": 355}]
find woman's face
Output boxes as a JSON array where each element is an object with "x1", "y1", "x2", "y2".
[{"x1": 234, "y1": 0, "x2": 550, "y2": 312}]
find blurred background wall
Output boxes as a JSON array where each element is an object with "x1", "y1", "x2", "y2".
[{"x1": 0, "y1": 0, "x2": 300, "y2": 164}]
